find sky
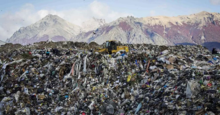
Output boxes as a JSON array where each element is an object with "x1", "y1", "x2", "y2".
[{"x1": 0, "y1": 0, "x2": 220, "y2": 41}]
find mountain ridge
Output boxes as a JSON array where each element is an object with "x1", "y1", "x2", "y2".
[
  {"x1": 6, "y1": 11, "x2": 220, "y2": 50},
  {"x1": 7, "y1": 14, "x2": 81, "y2": 45}
]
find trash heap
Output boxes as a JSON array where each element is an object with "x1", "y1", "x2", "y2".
[{"x1": 0, "y1": 44, "x2": 220, "y2": 115}]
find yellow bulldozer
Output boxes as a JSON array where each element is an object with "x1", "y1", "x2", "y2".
[{"x1": 98, "y1": 40, "x2": 129, "y2": 54}]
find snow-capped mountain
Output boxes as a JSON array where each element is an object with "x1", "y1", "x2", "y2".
[
  {"x1": 73, "y1": 16, "x2": 168, "y2": 45},
  {"x1": 7, "y1": 14, "x2": 81, "y2": 45},
  {"x1": 81, "y1": 18, "x2": 106, "y2": 32},
  {"x1": 73, "y1": 11, "x2": 220, "y2": 50},
  {"x1": 138, "y1": 11, "x2": 220, "y2": 46},
  {"x1": 6, "y1": 11, "x2": 220, "y2": 50}
]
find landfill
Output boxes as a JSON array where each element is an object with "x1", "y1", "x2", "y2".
[{"x1": 0, "y1": 42, "x2": 220, "y2": 115}]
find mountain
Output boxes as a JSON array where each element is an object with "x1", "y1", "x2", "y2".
[
  {"x1": 7, "y1": 11, "x2": 220, "y2": 50},
  {"x1": 81, "y1": 18, "x2": 106, "y2": 32},
  {"x1": 73, "y1": 16, "x2": 168, "y2": 45},
  {"x1": 0, "y1": 40, "x2": 5, "y2": 46},
  {"x1": 7, "y1": 14, "x2": 81, "y2": 45},
  {"x1": 73, "y1": 11, "x2": 220, "y2": 50},
  {"x1": 139, "y1": 11, "x2": 220, "y2": 46}
]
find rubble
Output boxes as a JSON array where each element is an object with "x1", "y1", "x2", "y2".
[{"x1": 0, "y1": 42, "x2": 220, "y2": 114}]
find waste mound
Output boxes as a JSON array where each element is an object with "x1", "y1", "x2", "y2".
[{"x1": 0, "y1": 43, "x2": 220, "y2": 114}]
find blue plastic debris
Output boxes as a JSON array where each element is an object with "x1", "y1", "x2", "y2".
[
  {"x1": 65, "y1": 95, "x2": 69, "y2": 98},
  {"x1": 135, "y1": 103, "x2": 142, "y2": 114},
  {"x1": 121, "y1": 53, "x2": 125, "y2": 57},
  {"x1": 208, "y1": 60, "x2": 214, "y2": 64}
]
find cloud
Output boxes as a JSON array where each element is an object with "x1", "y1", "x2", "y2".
[
  {"x1": 210, "y1": 0, "x2": 220, "y2": 5},
  {"x1": 0, "y1": 3, "x2": 41, "y2": 41},
  {"x1": 59, "y1": 1, "x2": 132, "y2": 25},
  {"x1": 0, "y1": 1, "x2": 132, "y2": 41}
]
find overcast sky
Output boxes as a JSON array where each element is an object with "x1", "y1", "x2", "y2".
[{"x1": 0, "y1": 0, "x2": 220, "y2": 41}]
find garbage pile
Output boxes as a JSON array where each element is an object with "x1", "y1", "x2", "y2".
[{"x1": 1, "y1": 43, "x2": 220, "y2": 115}]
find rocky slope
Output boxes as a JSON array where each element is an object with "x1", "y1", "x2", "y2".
[
  {"x1": 139, "y1": 11, "x2": 220, "y2": 46},
  {"x1": 73, "y1": 16, "x2": 168, "y2": 45},
  {"x1": 7, "y1": 14, "x2": 81, "y2": 45},
  {"x1": 73, "y1": 11, "x2": 220, "y2": 50}
]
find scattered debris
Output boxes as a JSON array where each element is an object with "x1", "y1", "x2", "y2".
[{"x1": 0, "y1": 42, "x2": 220, "y2": 114}]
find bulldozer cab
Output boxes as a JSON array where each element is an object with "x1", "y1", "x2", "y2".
[
  {"x1": 98, "y1": 40, "x2": 129, "y2": 54},
  {"x1": 106, "y1": 41, "x2": 117, "y2": 53}
]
